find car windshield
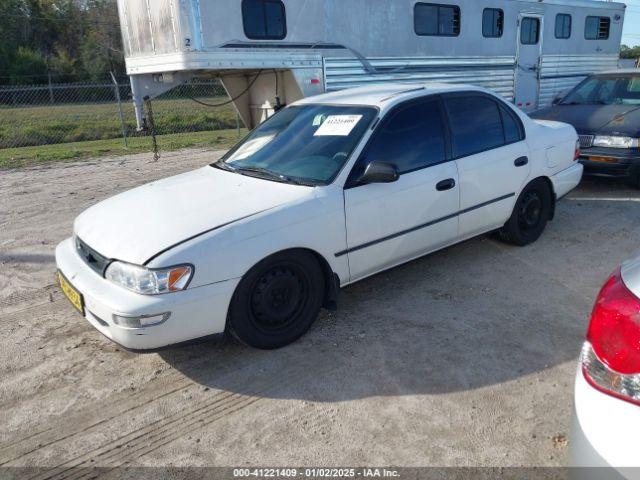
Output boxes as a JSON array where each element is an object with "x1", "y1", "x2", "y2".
[
  {"x1": 213, "y1": 104, "x2": 377, "y2": 185},
  {"x1": 561, "y1": 75, "x2": 640, "y2": 106}
]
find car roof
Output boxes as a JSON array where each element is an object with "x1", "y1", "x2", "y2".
[{"x1": 293, "y1": 82, "x2": 488, "y2": 108}]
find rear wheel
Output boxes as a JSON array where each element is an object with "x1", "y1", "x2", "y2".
[
  {"x1": 498, "y1": 179, "x2": 552, "y2": 246},
  {"x1": 227, "y1": 250, "x2": 324, "y2": 349}
]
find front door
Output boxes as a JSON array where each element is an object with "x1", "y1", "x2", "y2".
[
  {"x1": 515, "y1": 15, "x2": 543, "y2": 111},
  {"x1": 343, "y1": 98, "x2": 459, "y2": 281}
]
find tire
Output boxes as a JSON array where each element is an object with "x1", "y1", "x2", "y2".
[
  {"x1": 498, "y1": 179, "x2": 552, "y2": 246},
  {"x1": 227, "y1": 250, "x2": 324, "y2": 349}
]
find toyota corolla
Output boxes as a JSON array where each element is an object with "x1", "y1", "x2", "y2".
[{"x1": 55, "y1": 83, "x2": 583, "y2": 350}]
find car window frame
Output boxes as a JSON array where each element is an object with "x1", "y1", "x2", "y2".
[
  {"x1": 441, "y1": 91, "x2": 526, "y2": 161},
  {"x1": 344, "y1": 95, "x2": 452, "y2": 189}
]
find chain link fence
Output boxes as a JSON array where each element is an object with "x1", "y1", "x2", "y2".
[{"x1": 0, "y1": 74, "x2": 244, "y2": 159}]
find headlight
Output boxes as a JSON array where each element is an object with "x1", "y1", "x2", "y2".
[
  {"x1": 105, "y1": 261, "x2": 193, "y2": 295},
  {"x1": 592, "y1": 135, "x2": 639, "y2": 149}
]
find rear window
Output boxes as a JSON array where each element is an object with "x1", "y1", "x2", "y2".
[
  {"x1": 585, "y1": 16, "x2": 610, "y2": 40},
  {"x1": 414, "y1": 3, "x2": 461, "y2": 37},
  {"x1": 242, "y1": 0, "x2": 287, "y2": 40},
  {"x1": 445, "y1": 95, "x2": 520, "y2": 158},
  {"x1": 500, "y1": 105, "x2": 524, "y2": 144}
]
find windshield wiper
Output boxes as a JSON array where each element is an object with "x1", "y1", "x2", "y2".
[
  {"x1": 213, "y1": 162, "x2": 315, "y2": 186},
  {"x1": 212, "y1": 161, "x2": 236, "y2": 172},
  {"x1": 234, "y1": 166, "x2": 312, "y2": 186}
]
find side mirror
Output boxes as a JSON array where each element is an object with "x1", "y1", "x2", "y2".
[
  {"x1": 552, "y1": 96, "x2": 562, "y2": 105},
  {"x1": 359, "y1": 161, "x2": 399, "y2": 184}
]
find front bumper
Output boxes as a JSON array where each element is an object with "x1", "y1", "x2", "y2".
[
  {"x1": 55, "y1": 237, "x2": 239, "y2": 350},
  {"x1": 570, "y1": 365, "x2": 640, "y2": 479},
  {"x1": 579, "y1": 146, "x2": 640, "y2": 178}
]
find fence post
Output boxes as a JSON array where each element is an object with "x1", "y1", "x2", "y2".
[
  {"x1": 110, "y1": 71, "x2": 128, "y2": 150},
  {"x1": 47, "y1": 73, "x2": 55, "y2": 104}
]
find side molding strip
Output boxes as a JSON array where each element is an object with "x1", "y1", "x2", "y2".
[{"x1": 335, "y1": 192, "x2": 515, "y2": 257}]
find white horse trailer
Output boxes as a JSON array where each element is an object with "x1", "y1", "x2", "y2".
[{"x1": 117, "y1": 0, "x2": 625, "y2": 129}]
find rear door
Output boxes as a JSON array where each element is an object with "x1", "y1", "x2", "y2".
[
  {"x1": 515, "y1": 14, "x2": 543, "y2": 110},
  {"x1": 343, "y1": 97, "x2": 459, "y2": 281},
  {"x1": 443, "y1": 93, "x2": 530, "y2": 238}
]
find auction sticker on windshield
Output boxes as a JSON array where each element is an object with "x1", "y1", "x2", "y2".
[{"x1": 314, "y1": 115, "x2": 363, "y2": 136}]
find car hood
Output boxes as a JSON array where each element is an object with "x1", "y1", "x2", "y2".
[
  {"x1": 74, "y1": 166, "x2": 313, "y2": 265},
  {"x1": 530, "y1": 104, "x2": 640, "y2": 137}
]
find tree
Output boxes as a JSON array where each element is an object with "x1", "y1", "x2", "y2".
[
  {"x1": 0, "y1": 0, "x2": 124, "y2": 84},
  {"x1": 620, "y1": 44, "x2": 640, "y2": 59},
  {"x1": 9, "y1": 46, "x2": 47, "y2": 84}
]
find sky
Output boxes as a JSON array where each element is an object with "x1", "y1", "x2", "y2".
[{"x1": 622, "y1": 0, "x2": 640, "y2": 46}]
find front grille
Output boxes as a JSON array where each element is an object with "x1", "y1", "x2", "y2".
[
  {"x1": 75, "y1": 237, "x2": 110, "y2": 275},
  {"x1": 578, "y1": 134, "x2": 595, "y2": 149}
]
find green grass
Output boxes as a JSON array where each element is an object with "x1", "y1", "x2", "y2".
[
  {"x1": 0, "y1": 98, "x2": 240, "y2": 148},
  {"x1": 0, "y1": 129, "x2": 247, "y2": 169}
]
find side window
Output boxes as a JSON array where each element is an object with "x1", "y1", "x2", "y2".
[
  {"x1": 445, "y1": 95, "x2": 505, "y2": 158},
  {"x1": 499, "y1": 105, "x2": 524, "y2": 144},
  {"x1": 585, "y1": 16, "x2": 610, "y2": 40},
  {"x1": 520, "y1": 17, "x2": 540, "y2": 45},
  {"x1": 482, "y1": 8, "x2": 504, "y2": 38},
  {"x1": 364, "y1": 100, "x2": 446, "y2": 174},
  {"x1": 414, "y1": 3, "x2": 461, "y2": 37},
  {"x1": 555, "y1": 14, "x2": 572, "y2": 39},
  {"x1": 242, "y1": 0, "x2": 286, "y2": 40}
]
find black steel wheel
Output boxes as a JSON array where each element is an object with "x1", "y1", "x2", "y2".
[
  {"x1": 227, "y1": 250, "x2": 324, "y2": 349},
  {"x1": 498, "y1": 179, "x2": 552, "y2": 246},
  {"x1": 517, "y1": 190, "x2": 544, "y2": 232}
]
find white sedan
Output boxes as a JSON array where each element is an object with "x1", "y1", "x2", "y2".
[
  {"x1": 55, "y1": 83, "x2": 583, "y2": 350},
  {"x1": 571, "y1": 255, "x2": 640, "y2": 479}
]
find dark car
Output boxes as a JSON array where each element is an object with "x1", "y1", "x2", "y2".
[{"x1": 530, "y1": 70, "x2": 640, "y2": 188}]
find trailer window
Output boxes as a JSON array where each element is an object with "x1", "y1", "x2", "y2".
[
  {"x1": 555, "y1": 14, "x2": 572, "y2": 39},
  {"x1": 414, "y1": 3, "x2": 461, "y2": 37},
  {"x1": 585, "y1": 16, "x2": 610, "y2": 40},
  {"x1": 242, "y1": 0, "x2": 286, "y2": 40},
  {"x1": 520, "y1": 17, "x2": 539, "y2": 45},
  {"x1": 482, "y1": 9, "x2": 503, "y2": 38}
]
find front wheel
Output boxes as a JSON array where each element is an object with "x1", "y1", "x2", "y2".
[
  {"x1": 498, "y1": 179, "x2": 552, "y2": 246},
  {"x1": 227, "y1": 250, "x2": 324, "y2": 349}
]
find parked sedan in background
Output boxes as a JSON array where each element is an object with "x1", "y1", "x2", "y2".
[
  {"x1": 531, "y1": 70, "x2": 640, "y2": 188},
  {"x1": 571, "y1": 255, "x2": 640, "y2": 479},
  {"x1": 56, "y1": 83, "x2": 582, "y2": 351}
]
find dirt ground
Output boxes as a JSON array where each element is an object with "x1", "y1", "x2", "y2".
[{"x1": 1, "y1": 149, "x2": 639, "y2": 472}]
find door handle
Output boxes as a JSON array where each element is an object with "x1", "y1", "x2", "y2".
[
  {"x1": 436, "y1": 178, "x2": 456, "y2": 191},
  {"x1": 514, "y1": 156, "x2": 529, "y2": 167}
]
